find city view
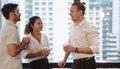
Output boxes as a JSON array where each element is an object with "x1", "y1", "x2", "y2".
[{"x1": 0, "y1": 0, "x2": 120, "y2": 65}]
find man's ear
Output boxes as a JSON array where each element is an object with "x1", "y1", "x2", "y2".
[
  {"x1": 79, "y1": 10, "x2": 83, "y2": 16},
  {"x1": 9, "y1": 12, "x2": 14, "y2": 18}
]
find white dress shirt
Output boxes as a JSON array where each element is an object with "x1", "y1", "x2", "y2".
[
  {"x1": 22, "y1": 33, "x2": 49, "y2": 62},
  {"x1": 69, "y1": 18, "x2": 99, "y2": 60},
  {"x1": 0, "y1": 20, "x2": 22, "y2": 69}
]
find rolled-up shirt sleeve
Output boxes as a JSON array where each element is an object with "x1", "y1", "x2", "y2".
[
  {"x1": 87, "y1": 26, "x2": 99, "y2": 54},
  {"x1": 6, "y1": 28, "x2": 18, "y2": 45}
]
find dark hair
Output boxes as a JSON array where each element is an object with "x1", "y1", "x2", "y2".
[
  {"x1": 24, "y1": 16, "x2": 40, "y2": 34},
  {"x1": 72, "y1": 2, "x2": 86, "y2": 15},
  {"x1": 1, "y1": 3, "x2": 18, "y2": 19}
]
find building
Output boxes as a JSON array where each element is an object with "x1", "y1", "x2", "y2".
[
  {"x1": 1, "y1": 0, "x2": 120, "y2": 63},
  {"x1": 113, "y1": 0, "x2": 120, "y2": 61},
  {"x1": 88, "y1": 0, "x2": 119, "y2": 61}
]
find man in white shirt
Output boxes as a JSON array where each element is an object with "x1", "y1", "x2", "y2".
[
  {"x1": 0, "y1": 3, "x2": 29, "y2": 69},
  {"x1": 58, "y1": 2, "x2": 99, "y2": 69}
]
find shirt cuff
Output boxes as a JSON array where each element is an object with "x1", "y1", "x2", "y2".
[{"x1": 90, "y1": 45, "x2": 99, "y2": 54}]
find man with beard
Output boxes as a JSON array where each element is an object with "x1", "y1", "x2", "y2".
[{"x1": 0, "y1": 3, "x2": 29, "y2": 69}]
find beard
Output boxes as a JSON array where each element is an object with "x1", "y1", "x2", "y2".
[
  {"x1": 14, "y1": 13, "x2": 21, "y2": 21},
  {"x1": 14, "y1": 17, "x2": 20, "y2": 22},
  {"x1": 15, "y1": 16, "x2": 21, "y2": 21},
  {"x1": 17, "y1": 17, "x2": 21, "y2": 21}
]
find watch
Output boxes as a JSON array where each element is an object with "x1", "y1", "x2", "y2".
[{"x1": 75, "y1": 47, "x2": 78, "y2": 53}]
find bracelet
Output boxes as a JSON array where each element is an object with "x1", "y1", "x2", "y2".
[{"x1": 75, "y1": 47, "x2": 78, "y2": 53}]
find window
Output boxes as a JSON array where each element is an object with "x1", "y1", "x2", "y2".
[{"x1": 0, "y1": 0, "x2": 120, "y2": 65}]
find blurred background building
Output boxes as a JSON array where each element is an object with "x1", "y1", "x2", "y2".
[{"x1": 0, "y1": 0, "x2": 120, "y2": 63}]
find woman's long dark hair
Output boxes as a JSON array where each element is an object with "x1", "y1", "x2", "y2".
[{"x1": 24, "y1": 16, "x2": 40, "y2": 34}]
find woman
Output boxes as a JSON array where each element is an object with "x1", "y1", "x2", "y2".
[{"x1": 22, "y1": 16, "x2": 51, "y2": 69}]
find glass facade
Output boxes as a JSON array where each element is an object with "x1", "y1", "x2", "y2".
[{"x1": 0, "y1": 0, "x2": 120, "y2": 64}]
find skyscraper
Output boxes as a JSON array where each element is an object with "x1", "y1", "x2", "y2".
[
  {"x1": 113, "y1": 0, "x2": 120, "y2": 61},
  {"x1": 1, "y1": 0, "x2": 120, "y2": 63},
  {"x1": 100, "y1": 0, "x2": 118, "y2": 61},
  {"x1": 88, "y1": 0, "x2": 119, "y2": 61}
]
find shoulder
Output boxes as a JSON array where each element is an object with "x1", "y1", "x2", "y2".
[
  {"x1": 6, "y1": 24, "x2": 17, "y2": 32},
  {"x1": 84, "y1": 23, "x2": 97, "y2": 33}
]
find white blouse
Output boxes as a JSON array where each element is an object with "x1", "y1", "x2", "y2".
[
  {"x1": 69, "y1": 18, "x2": 99, "y2": 59},
  {"x1": 22, "y1": 33, "x2": 49, "y2": 62}
]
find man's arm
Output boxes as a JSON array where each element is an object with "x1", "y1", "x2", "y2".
[
  {"x1": 64, "y1": 26, "x2": 99, "y2": 54},
  {"x1": 8, "y1": 38, "x2": 29, "y2": 57},
  {"x1": 63, "y1": 52, "x2": 70, "y2": 62},
  {"x1": 58, "y1": 52, "x2": 70, "y2": 67},
  {"x1": 8, "y1": 43, "x2": 26, "y2": 57}
]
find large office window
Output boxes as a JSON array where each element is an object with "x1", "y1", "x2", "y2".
[{"x1": 0, "y1": 0, "x2": 120, "y2": 64}]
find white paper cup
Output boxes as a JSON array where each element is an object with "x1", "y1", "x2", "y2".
[{"x1": 43, "y1": 47, "x2": 50, "y2": 50}]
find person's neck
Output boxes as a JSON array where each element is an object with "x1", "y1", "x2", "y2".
[
  {"x1": 74, "y1": 16, "x2": 84, "y2": 25},
  {"x1": 32, "y1": 31, "x2": 40, "y2": 37},
  {"x1": 8, "y1": 19, "x2": 17, "y2": 24}
]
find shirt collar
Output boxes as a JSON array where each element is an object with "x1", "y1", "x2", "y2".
[
  {"x1": 74, "y1": 18, "x2": 86, "y2": 27},
  {"x1": 6, "y1": 20, "x2": 17, "y2": 28}
]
